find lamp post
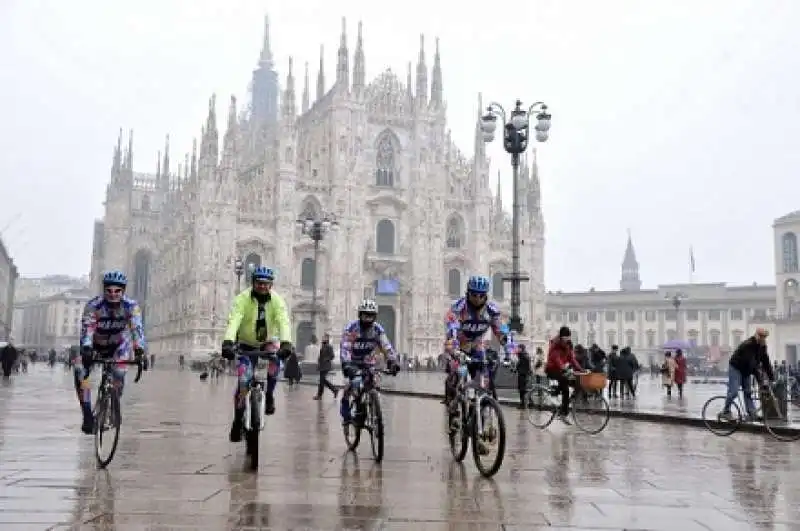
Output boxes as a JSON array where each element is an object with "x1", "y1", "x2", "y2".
[
  {"x1": 234, "y1": 258, "x2": 244, "y2": 292},
  {"x1": 297, "y1": 212, "x2": 338, "y2": 337},
  {"x1": 480, "y1": 99, "x2": 552, "y2": 334},
  {"x1": 665, "y1": 292, "x2": 688, "y2": 339}
]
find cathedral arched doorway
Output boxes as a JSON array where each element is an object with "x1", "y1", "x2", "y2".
[
  {"x1": 132, "y1": 249, "x2": 151, "y2": 328},
  {"x1": 244, "y1": 253, "x2": 262, "y2": 285},
  {"x1": 295, "y1": 321, "x2": 314, "y2": 355},
  {"x1": 377, "y1": 305, "x2": 396, "y2": 348}
]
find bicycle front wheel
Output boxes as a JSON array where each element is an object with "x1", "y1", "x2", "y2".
[
  {"x1": 448, "y1": 396, "x2": 469, "y2": 462},
  {"x1": 95, "y1": 388, "x2": 121, "y2": 469},
  {"x1": 572, "y1": 390, "x2": 610, "y2": 434},
  {"x1": 526, "y1": 384, "x2": 557, "y2": 429},
  {"x1": 701, "y1": 395, "x2": 742, "y2": 436},
  {"x1": 763, "y1": 393, "x2": 800, "y2": 442},
  {"x1": 471, "y1": 395, "x2": 506, "y2": 478},
  {"x1": 367, "y1": 390, "x2": 384, "y2": 463}
]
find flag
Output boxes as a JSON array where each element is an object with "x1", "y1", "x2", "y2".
[{"x1": 690, "y1": 246, "x2": 696, "y2": 273}]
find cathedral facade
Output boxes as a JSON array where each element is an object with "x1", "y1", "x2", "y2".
[{"x1": 89, "y1": 16, "x2": 546, "y2": 359}]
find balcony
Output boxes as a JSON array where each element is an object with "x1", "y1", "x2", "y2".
[{"x1": 750, "y1": 312, "x2": 800, "y2": 323}]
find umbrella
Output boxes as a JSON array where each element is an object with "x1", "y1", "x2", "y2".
[{"x1": 662, "y1": 339, "x2": 692, "y2": 350}]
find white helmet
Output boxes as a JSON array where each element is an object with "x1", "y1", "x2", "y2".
[{"x1": 357, "y1": 299, "x2": 378, "y2": 314}]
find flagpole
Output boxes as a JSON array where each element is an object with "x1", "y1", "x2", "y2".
[{"x1": 689, "y1": 246, "x2": 695, "y2": 284}]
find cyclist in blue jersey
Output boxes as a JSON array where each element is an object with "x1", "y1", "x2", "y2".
[
  {"x1": 443, "y1": 275, "x2": 510, "y2": 404},
  {"x1": 73, "y1": 270, "x2": 147, "y2": 434},
  {"x1": 339, "y1": 299, "x2": 401, "y2": 425}
]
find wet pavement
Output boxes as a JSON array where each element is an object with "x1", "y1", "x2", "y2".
[{"x1": 2, "y1": 367, "x2": 800, "y2": 530}]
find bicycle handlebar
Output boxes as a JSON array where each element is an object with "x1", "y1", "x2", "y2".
[{"x1": 94, "y1": 358, "x2": 144, "y2": 383}]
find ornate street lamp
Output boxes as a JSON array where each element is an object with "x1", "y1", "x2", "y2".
[
  {"x1": 234, "y1": 257, "x2": 244, "y2": 292},
  {"x1": 480, "y1": 99, "x2": 552, "y2": 334},
  {"x1": 665, "y1": 292, "x2": 688, "y2": 339},
  {"x1": 296, "y1": 212, "x2": 338, "y2": 336}
]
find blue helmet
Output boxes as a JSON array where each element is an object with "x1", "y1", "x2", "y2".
[
  {"x1": 252, "y1": 266, "x2": 275, "y2": 282},
  {"x1": 102, "y1": 270, "x2": 127, "y2": 287},
  {"x1": 467, "y1": 275, "x2": 490, "y2": 294}
]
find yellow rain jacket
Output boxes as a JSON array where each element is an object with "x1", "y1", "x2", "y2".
[{"x1": 223, "y1": 289, "x2": 292, "y2": 347}]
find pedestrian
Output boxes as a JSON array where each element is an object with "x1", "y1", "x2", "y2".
[
  {"x1": 674, "y1": 349, "x2": 687, "y2": 398},
  {"x1": 515, "y1": 344, "x2": 532, "y2": 409},
  {"x1": 661, "y1": 351, "x2": 677, "y2": 398},
  {"x1": 314, "y1": 334, "x2": 338, "y2": 400}
]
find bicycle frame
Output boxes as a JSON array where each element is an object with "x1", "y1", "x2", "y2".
[{"x1": 241, "y1": 353, "x2": 279, "y2": 432}]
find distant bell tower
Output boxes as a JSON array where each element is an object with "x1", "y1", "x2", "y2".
[
  {"x1": 620, "y1": 230, "x2": 642, "y2": 291},
  {"x1": 251, "y1": 14, "x2": 279, "y2": 125}
]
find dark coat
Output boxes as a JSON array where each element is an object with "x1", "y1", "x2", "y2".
[
  {"x1": 283, "y1": 352, "x2": 302, "y2": 381},
  {"x1": 730, "y1": 337, "x2": 774, "y2": 380},
  {"x1": 318, "y1": 342, "x2": 335, "y2": 373}
]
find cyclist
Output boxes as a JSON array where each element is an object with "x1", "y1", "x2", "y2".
[
  {"x1": 545, "y1": 326, "x2": 583, "y2": 424},
  {"x1": 339, "y1": 299, "x2": 400, "y2": 426},
  {"x1": 443, "y1": 275, "x2": 510, "y2": 402},
  {"x1": 74, "y1": 270, "x2": 147, "y2": 434},
  {"x1": 221, "y1": 265, "x2": 293, "y2": 442},
  {"x1": 721, "y1": 327, "x2": 774, "y2": 421}
]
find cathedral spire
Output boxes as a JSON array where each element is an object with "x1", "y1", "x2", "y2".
[
  {"x1": 125, "y1": 129, "x2": 133, "y2": 170},
  {"x1": 406, "y1": 61, "x2": 414, "y2": 106},
  {"x1": 415, "y1": 35, "x2": 428, "y2": 106},
  {"x1": 474, "y1": 93, "x2": 485, "y2": 159},
  {"x1": 336, "y1": 17, "x2": 349, "y2": 89},
  {"x1": 430, "y1": 37, "x2": 443, "y2": 107},
  {"x1": 316, "y1": 45, "x2": 325, "y2": 101},
  {"x1": 620, "y1": 230, "x2": 642, "y2": 291},
  {"x1": 282, "y1": 57, "x2": 296, "y2": 118},
  {"x1": 160, "y1": 134, "x2": 170, "y2": 189},
  {"x1": 203, "y1": 94, "x2": 219, "y2": 168},
  {"x1": 190, "y1": 138, "x2": 198, "y2": 181},
  {"x1": 155, "y1": 150, "x2": 161, "y2": 181},
  {"x1": 259, "y1": 14, "x2": 273, "y2": 68},
  {"x1": 223, "y1": 95, "x2": 238, "y2": 154},
  {"x1": 495, "y1": 170, "x2": 503, "y2": 211},
  {"x1": 352, "y1": 21, "x2": 365, "y2": 92},
  {"x1": 302, "y1": 61, "x2": 310, "y2": 113}
]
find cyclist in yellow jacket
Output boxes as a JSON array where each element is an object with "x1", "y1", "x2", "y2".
[{"x1": 221, "y1": 266, "x2": 293, "y2": 442}]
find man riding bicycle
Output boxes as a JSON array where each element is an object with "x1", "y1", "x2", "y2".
[
  {"x1": 221, "y1": 265, "x2": 293, "y2": 442},
  {"x1": 545, "y1": 326, "x2": 584, "y2": 425},
  {"x1": 339, "y1": 299, "x2": 400, "y2": 426},
  {"x1": 443, "y1": 275, "x2": 510, "y2": 405},
  {"x1": 74, "y1": 270, "x2": 147, "y2": 434},
  {"x1": 721, "y1": 327, "x2": 774, "y2": 421}
]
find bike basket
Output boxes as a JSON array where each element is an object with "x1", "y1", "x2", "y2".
[{"x1": 579, "y1": 373, "x2": 607, "y2": 392}]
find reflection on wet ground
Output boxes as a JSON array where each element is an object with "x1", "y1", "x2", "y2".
[{"x1": 1, "y1": 368, "x2": 799, "y2": 529}]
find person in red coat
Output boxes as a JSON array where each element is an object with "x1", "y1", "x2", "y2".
[
  {"x1": 545, "y1": 326, "x2": 584, "y2": 422},
  {"x1": 673, "y1": 349, "x2": 687, "y2": 398}
]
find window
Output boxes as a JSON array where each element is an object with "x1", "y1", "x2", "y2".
[
  {"x1": 665, "y1": 310, "x2": 677, "y2": 321},
  {"x1": 732, "y1": 330, "x2": 744, "y2": 346},
  {"x1": 445, "y1": 215, "x2": 464, "y2": 249},
  {"x1": 730, "y1": 309, "x2": 743, "y2": 320},
  {"x1": 687, "y1": 329, "x2": 699, "y2": 344},
  {"x1": 586, "y1": 311, "x2": 597, "y2": 323},
  {"x1": 708, "y1": 310, "x2": 721, "y2": 321},
  {"x1": 587, "y1": 331, "x2": 596, "y2": 345},
  {"x1": 605, "y1": 311, "x2": 616, "y2": 322},
  {"x1": 375, "y1": 133, "x2": 395, "y2": 187},
  {"x1": 645, "y1": 310, "x2": 656, "y2": 322},
  {"x1": 625, "y1": 329, "x2": 635, "y2": 347},
  {"x1": 376, "y1": 219, "x2": 395, "y2": 254},
  {"x1": 624, "y1": 311, "x2": 636, "y2": 322},
  {"x1": 545, "y1": 312, "x2": 552, "y2": 321},
  {"x1": 783, "y1": 232, "x2": 799, "y2": 273},
  {"x1": 666, "y1": 329, "x2": 677, "y2": 341},
  {"x1": 646, "y1": 330, "x2": 656, "y2": 348},
  {"x1": 686, "y1": 310, "x2": 699, "y2": 321},
  {"x1": 300, "y1": 258, "x2": 315, "y2": 289},
  {"x1": 606, "y1": 330, "x2": 617, "y2": 347},
  {"x1": 492, "y1": 273, "x2": 504, "y2": 300},
  {"x1": 447, "y1": 269, "x2": 461, "y2": 297},
  {"x1": 567, "y1": 312, "x2": 579, "y2": 323},
  {"x1": 141, "y1": 194, "x2": 151, "y2": 211},
  {"x1": 709, "y1": 329, "x2": 720, "y2": 347},
  {"x1": 752, "y1": 308, "x2": 767, "y2": 320}
]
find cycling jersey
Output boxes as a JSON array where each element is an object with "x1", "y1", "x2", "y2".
[
  {"x1": 339, "y1": 320, "x2": 397, "y2": 366},
  {"x1": 444, "y1": 297, "x2": 504, "y2": 356},
  {"x1": 223, "y1": 289, "x2": 292, "y2": 347},
  {"x1": 80, "y1": 295, "x2": 145, "y2": 358}
]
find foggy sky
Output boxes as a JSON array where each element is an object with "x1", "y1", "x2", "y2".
[{"x1": 1, "y1": 0, "x2": 798, "y2": 292}]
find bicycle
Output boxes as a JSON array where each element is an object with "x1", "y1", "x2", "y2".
[
  {"x1": 342, "y1": 365, "x2": 396, "y2": 463},
  {"x1": 701, "y1": 375, "x2": 800, "y2": 442},
  {"x1": 446, "y1": 350, "x2": 507, "y2": 478},
  {"x1": 236, "y1": 342, "x2": 282, "y2": 470},
  {"x1": 526, "y1": 370, "x2": 610, "y2": 434},
  {"x1": 93, "y1": 357, "x2": 144, "y2": 469}
]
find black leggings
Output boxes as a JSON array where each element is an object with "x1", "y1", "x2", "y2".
[{"x1": 546, "y1": 370, "x2": 574, "y2": 415}]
